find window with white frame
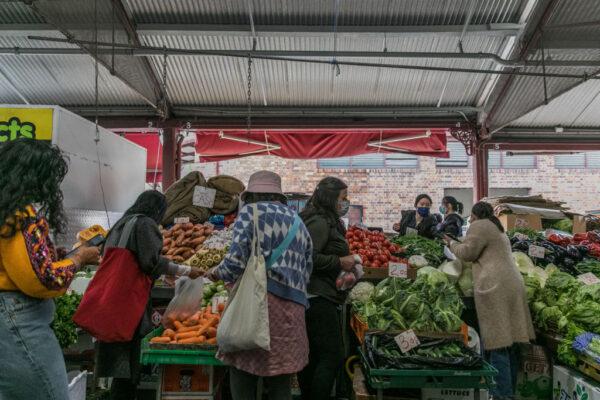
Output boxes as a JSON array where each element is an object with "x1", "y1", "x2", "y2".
[
  {"x1": 318, "y1": 153, "x2": 419, "y2": 169},
  {"x1": 436, "y1": 141, "x2": 469, "y2": 168},
  {"x1": 488, "y1": 151, "x2": 536, "y2": 169},
  {"x1": 555, "y1": 152, "x2": 600, "y2": 168}
]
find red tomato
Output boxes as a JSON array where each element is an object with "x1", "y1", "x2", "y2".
[
  {"x1": 383, "y1": 262, "x2": 389, "y2": 269},
  {"x1": 364, "y1": 261, "x2": 371, "y2": 268},
  {"x1": 372, "y1": 261, "x2": 381, "y2": 268},
  {"x1": 378, "y1": 255, "x2": 387, "y2": 263}
]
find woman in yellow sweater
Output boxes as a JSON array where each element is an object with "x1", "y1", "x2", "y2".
[{"x1": 0, "y1": 139, "x2": 100, "y2": 400}]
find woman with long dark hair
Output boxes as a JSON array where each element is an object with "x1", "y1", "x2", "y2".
[
  {"x1": 0, "y1": 139, "x2": 100, "y2": 400},
  {"x1": 437, "y1": 196, "x2": 464, "y2": 238},
  {"x1": 298, "y1": 177, "x2": 356, "y2": 400},
  {"x1": 95, "y1": 190, "x2": 202, "y2": 400},
  {"x1": 444, "y1": 202, "x2": 534, "y2": 400}
]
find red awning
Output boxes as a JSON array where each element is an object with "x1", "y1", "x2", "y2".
[
  {"x1": 195, "y1": 129, "x2": 448, "y2": 162},
  {"x1": 124, "y1": 133, "x2": 162, "y2": 183}
]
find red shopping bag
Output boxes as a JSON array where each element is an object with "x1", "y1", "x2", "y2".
[{"x1": 73, "y1": 216, "x2": 152, "y2": 342}]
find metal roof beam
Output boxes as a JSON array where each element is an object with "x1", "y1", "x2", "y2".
[
  {"x1": 0, "y1": 22, "x2": 524, "y2": 38},
  {"x1": 135, "y1": 23, "x2": 524, "y2": 38},
  {"x1": 68, "y1": 105, "x2": 481, "y2": 119}
]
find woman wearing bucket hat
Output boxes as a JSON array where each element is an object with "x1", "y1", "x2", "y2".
[{"x1": 207, "y1": 171, "x2": 313, "y2": 400}]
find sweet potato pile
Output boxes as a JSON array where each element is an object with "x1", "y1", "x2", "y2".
[
  {"x1": 150, "y1": 304, "x2": 225, "y2": 345},
  {"x1": 161, "y1": 223, "x2": 215, "y2": 263}
]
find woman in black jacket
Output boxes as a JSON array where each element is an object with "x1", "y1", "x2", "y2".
[
  {"x1": 298, "y1": 177, "x2": 356, "y2": 400},
  {"x1": 393, "y1": 194, "x2": 441, "y2": 239},
  {"x1": 437, "y1": 196, "x2": 464, "y2": 238},
  {"x1": 95, "y1": 191, "x2": 202, "y2": 400}
]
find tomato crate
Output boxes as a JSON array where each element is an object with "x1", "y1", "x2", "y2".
[
  {"x1": 141, "y1": 328, "x2": 223, "y2": 366},
  {"x1": 360, "y1": 348, "x2": 497, "y2": 391}
]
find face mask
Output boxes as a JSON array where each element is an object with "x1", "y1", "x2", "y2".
[
  {"x1": 439, "y1": 206, "x2": 447, "y2": 215},
  {"x1": 338, "y1": 200, "x2": 350, "y2": 217},
  {"x1": 416, "y1": 207, "x2": 430, "y2": 217}
]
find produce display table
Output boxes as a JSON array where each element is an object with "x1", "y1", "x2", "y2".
[
  {"x1": 140, "y1": 328, "x2": 223, "y2": 366},
  {"x1": 359, "y1": 349, "x2": 497, "y2": 400}
]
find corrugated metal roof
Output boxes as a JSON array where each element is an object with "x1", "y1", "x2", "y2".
[
  {"x1": 0, "y1": 2, "x2": 46, "y2": 24},
  {"x1": 0, "y1": 54, "x2": 146, "y2": 106},
  {"x1": 511, "y1": 79, "x2": 600, "y2": 127},
  {"x1": 141, "y1": 33, "x2": 505, "y2": 106},
  {"x1": 126, "y1": 0, "x2": 525, "y2": 25}
]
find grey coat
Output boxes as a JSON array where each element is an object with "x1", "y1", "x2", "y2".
[
  {"x1": 450, "y1": 219, "x2": 535, "y2": 350},
  {"x1": 95, "y1": 214, "x2": 170, "y2": 380}
]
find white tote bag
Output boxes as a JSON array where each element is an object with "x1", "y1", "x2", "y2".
[{"x1": 217, "y1": 204, "x2": 271, "y2": 352}]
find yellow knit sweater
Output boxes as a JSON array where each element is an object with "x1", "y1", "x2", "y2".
[{"x1": 0, "y1": 207, "x2": 76, "y2": 298}]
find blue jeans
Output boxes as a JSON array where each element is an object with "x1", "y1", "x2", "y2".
[
  {"x1": 486, "y1": 345, "x2": 520, "y2": 399},
  {"x1": 0, "y1": 291, "x2": 69, "y2": 400}
]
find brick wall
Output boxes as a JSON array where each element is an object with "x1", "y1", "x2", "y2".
[{"x1": 184, "y1": 155, "x2": 600, "y2": 230}]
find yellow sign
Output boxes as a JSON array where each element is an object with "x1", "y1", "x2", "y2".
[{"x1": 0, "y1": 107, "x2": 54, "y2": 142}]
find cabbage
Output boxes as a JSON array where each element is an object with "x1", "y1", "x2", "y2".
[
  {"x1": 438, "y1": 260, "x2": 463, "y2": 283},
  {"x1": 416, "y1": 266, "x2": 449, "y2": 286},
  {"x1": 458, "y1": 264, "x2": 473, "y2": 297},
  {"x1": 408, "y1": 255, "x2": 428, "y2": 268},
  {"x1": 513, "y1": 252, "x2": 535, "y2": 275},
  {"x1": 348, "y1": 282, "x2": 375, "y2": 303}
]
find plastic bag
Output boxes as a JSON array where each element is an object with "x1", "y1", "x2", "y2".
[
  {"x1": 162, "y1": 276, "x2": 204, "y2": 329},
  {"x1": 335, "y1": 256, "x2": 364, "y2": 291}
]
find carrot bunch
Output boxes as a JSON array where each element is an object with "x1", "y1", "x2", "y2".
[{"x1": 150, "y1": 304, "x2": 224, "y2": 346}]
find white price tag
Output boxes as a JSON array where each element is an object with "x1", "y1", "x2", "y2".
[
  {"x1": 174, "y1": 217, "x2": 190, "y2": 224},
  {"x1": 193, "y1": 186, "x2": 217, "y2": 208},
  {"x1": 528, "y1": 245, "x2": 546, "y2": 259},
  {"x1": 406, "y1": 227, "x2": 418, "y2": 236},
  {"x1": 394, "y1": 329, "x2": 421, "y2": 354},
  {"x1": 389, "y1": 262, "x2": 408, "y2": 278},
  {"x1": 578, "y1": 273, "x2": 600, "y2": 286},
  {"x1": 211, "y1": 296, "x2": 227, "y2": 314},
  {"x1": 514, "y1": 233, "x2": 529, "y2": 241}
]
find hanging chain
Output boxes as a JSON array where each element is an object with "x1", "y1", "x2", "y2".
[
  {"x1": 159, "y1": 50, "x2": 169, "y2": 119},
  {"x1": 246, "y1": 54, "x2": 253, "y2": 135}
]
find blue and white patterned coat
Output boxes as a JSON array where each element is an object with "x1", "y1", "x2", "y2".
[{"x1": 213, "y1": 202, "x2": 313, "y2": 307}]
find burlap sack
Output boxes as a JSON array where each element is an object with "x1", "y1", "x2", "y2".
[
  {"x1": 162, "y1": 171, "x2": 211, "y2": 225},
  {"x1": 208, "y1": 175, "x2": 245, "y2": 215}
]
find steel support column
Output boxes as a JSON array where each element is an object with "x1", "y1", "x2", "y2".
[
  {"x1": 473, "y1": 143, "x2": 489, "y2": 202},
  {"x1": 162, "y1": 128, "x2": 178, "y2": 191}
]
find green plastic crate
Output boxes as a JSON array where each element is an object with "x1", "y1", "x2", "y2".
[
  {"x1": 360, "y1": 348, "x2": 497, "y2": 390},
  {"x1": 140, "y1": 328, "x2": 224, "y2": 366}
]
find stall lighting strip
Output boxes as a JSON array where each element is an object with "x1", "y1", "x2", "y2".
[
  {"x1": 367, "y1": 131, "x2": 431, "y2": 152},
  {"x1": 218, "y1": 131, "x2": 281, "y2": 156}
]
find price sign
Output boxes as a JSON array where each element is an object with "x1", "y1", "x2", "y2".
[
  {"x1": 211, "y1": 296, "x2": 227, "y2": 314},
  {"x1": 389, "y1": 262, "x2": 408, "y2": 278},
  {"x1": 193, "y1": 186, "x2": 217, "y2": 208},
  {"x1": 514, "y1": 233, "x2": 529, "y2": 241},
  {"x1": 405, "y1": 227, "x2": 418, "y2": 236},
  {"x1": 174, "y1": 217, "x2": 190, "y2": 224},
  {"x1": 528, "y1": 245, "x2": 546, "y2": 259},
  {"x1": 578, "y1": 273, "x2": 600, "y2": 286},
  {"x1": 394, "y1": 329, "x2": 420, "y2": 354}
]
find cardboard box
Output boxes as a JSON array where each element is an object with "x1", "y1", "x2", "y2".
[
  {"x1": 499, "y1": 214, "x2": 543, "y2": 231},
  {"x1": 516, "y1": 344, "x2": 553, "y2": 400},
  {"x1": 553, "y1": 365, "x2": 600, "y2": 400},
  {"x1": 421, "y1": 388, "x2": 488, "y2": 400},
  {"x1": 362, "y1": 267, "x2": 389, "y2": 280},
  {"x1": 160, "y1": 365, "x2": 213, "y2": 396}
]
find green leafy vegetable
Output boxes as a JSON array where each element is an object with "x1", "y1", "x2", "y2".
[
  {"x1": 507, "y1": 227, "x2": 543, "y2": 241},
  {"x1": 552, "y1": 219, "x2": 573, "y2": 233},
  {"x1": 51, "y1": 292, "x2": 82, "y2": 349},
  {"x1": 392, "y1": 235, "x2": 445, "y2": 266}
]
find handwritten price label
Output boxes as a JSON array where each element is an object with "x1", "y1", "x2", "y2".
[
  {"x1": 174, "y1": 217, "x2": 190, "y2": 224},
  {"x1": 578, "y1": 273, "x2": 600, "y2": 286},
  {"x1": 389, "y1": 262, "x2": 408, "y2": 278},
  {"x1": 211, "y1": 296, "x2": 227, "y2": 314},
  {"x1": 193, "y1": 186, "x2": 217, "y2": 208},
  {"x1": 394, "y1": 329, "x2": 420, "y2": 354},
  {"x1": 528, "y1": 245, "x2": 546, "y2": 259}
]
